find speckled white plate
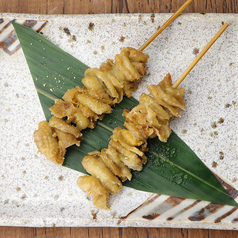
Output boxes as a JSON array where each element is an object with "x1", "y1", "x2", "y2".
[{"x1": 0, "y1": 13, "x2": 237, "y2": 229}]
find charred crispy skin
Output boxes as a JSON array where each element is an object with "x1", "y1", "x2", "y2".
[{"x1": 78, "y1": 73, "x2": 185, "y2": 209}]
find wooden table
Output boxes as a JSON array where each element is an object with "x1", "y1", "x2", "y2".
[{"x1": 0, "y1": 0, "x2": 237, "y2": 237}]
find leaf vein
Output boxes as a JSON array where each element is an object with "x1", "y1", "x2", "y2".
[{"x1": 152, "y1": 151, "x2": 233, "y2": 198}]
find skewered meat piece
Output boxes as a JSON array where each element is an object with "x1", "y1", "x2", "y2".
[
  {"x1": 78, "y1": 73, "x2": 185, "y2": 209},
  {"x1": 34, "y1": 47, "x2": 149, "y2": 164},
  {"x1": 34, "y1": 118, "x2": 82, "y2": 164}
]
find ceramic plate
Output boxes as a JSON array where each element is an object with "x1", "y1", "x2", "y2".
[{"x1": 0, "y1": 13, "x2": 237, "y2": 229}]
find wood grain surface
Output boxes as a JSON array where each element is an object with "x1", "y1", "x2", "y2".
[{"x1": 0, "y1": 0, "x2": 238, "y2": 237}]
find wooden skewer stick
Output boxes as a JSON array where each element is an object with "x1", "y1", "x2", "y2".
[
  {"x1": 173, "y1": 23, "x2": 229, "y2": 88},
  {"x1": 138, "y1": 0, "x2": 194, "y2": 52}
]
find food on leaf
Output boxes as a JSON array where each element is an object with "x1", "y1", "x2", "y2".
[
  {"x1": 34, "y1": 47, "x2": 149, "y2": 164},
  {"x1": 77, "y1": 73, "x2": 185, "y2": 209},
  {"x1": 125, "y1": 73, "x2": 185, "y2": 142},
  {"x1": 82, "y1": 155, "x2": 122, "y2": 194},
  {"x1": 34, "y1": 117, "x2": 83, "y2": 164},
  {"x1": 34, "y1": 121, "x2": 64, "y2": 164},
  {"x1": 13, "y1": 19, "x2": 237, "y2": 209}
]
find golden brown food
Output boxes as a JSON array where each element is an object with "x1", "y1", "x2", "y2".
[
  {"x1": 34, "y1": 118, "x2": 82, "y2": 164},
  {"x1": 124, "y1": 73, "x2": 185, "y2": 142},
  {"x1": 49, "y1": 116, "x2": 82, "y2": 139},
  {"x1": 34, "y1": 47, "x2": 149, "y2": 164},
  {"x1": 82, "y1": 155, "x2": 122, "y2": 194},
  {"x1": 77, "y1": 176, "x2": 109, "y2": 209},
  {"x1": 109, "y1": 137, "x2": 145, "y2": 171},
  {"x1": 34, "y1": 121, "x2": 64, "y2": 164},
  {"x1": 51, "y1": 47, "x2": 149, "y2": 123},
  {"x1": 77, "y1": 73, "x2": 185, "y2": 209},
  {"x1": 104, "y1": 145, "x2": 132, "y2": 181}
]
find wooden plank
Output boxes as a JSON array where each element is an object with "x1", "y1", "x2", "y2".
[
  {"x1": 89, "y1": 227, "x2": 120, "y2": 238},
  {"x1": 0, "y1": 227, "x2": 35, "y2": 238},
  {"x1": 119, "y1": 227, "x2": 188, "y2": 238},
  {"x1": 208, "y1": 229, "x2": 238, "y2": 238},
  {"x1": 2, "y1": 226, "x2": 238, "y2": 238},
  {"x1": 70, "y1": 227, "x2": 89, "y2": 238},
  {"x1": 35, "y1": 227, "x2": 71, "y2": 238},
  {"x1": 63, "y1": 0, "x2": 112, "y2": 14},
  {"x1": 122, "y1": 227, "x2": 149, "y2": 238},
  {"x1": 47, "y1": 0, "x2": 64, "y2": 14},
  {"x1": 21, "y1": 227, "x2": 74, "y2": 238},
  {"x1": 0, "y1": 0, "x2": 237, "y2": 14},
  {"x1": 156, "y1": 228, "x2": 185, "y2": 238},
  {"x1": 187, "y1": 228, "x2": 209, "y2": 238},
  {"x1": 61, "y1": 0, "x2": 238, "y2": 14}
]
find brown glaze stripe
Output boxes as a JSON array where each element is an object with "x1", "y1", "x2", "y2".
[
  {"x1": 142, "y1": 196, "x2": 185, "y2": 220},
  {"x1": 1, "y1": 29, "x2": 19, "y2": 54},
  {"x1": 167, "y1": 200, "x2": 201, "y2": 221},
  {"x1": 23, "y1": 20, "x2": 37, "y2": 28},
  {"x1": 142, "y1": 213, "x2": 160, "y2": 220},
  {"x1": 232, "y1": 218, "x2": 238, "y2": 223},
  {"x1": 0, "y1": 21, "x2": 11, "y2": 34},
  {"x1": 0, "y1": 19, "x2": 48, "y2": 55},
  {"x1": 3, "y1": 43, "x2": 21, "y2": 55},
  {"x1": 147, "y1": 194, "x2": 161, "y2": 203},
  {"x1": 36, "y1": 21, "x2": 48, "y2": 33},
  {"x1": 188, "y1": 203, "x2": 225, "y2": 221},
  {"x1": 214, "y1": 207, "x2": 238, "y2": 223},
  {"x1": 120, "y1": 194, "x2": 161, "y2": 220},
  {"x1": 5, "y1": 29, "x2": 18, "y2": 43},
  {"x1": 213, "y1": 174, "x2": 238, "y2": 199}
]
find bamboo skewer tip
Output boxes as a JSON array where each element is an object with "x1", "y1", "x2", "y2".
[
  {"x1": 173, "y1": 23, "x2": 229, "y2": 88},
  {"x1": 138, "y1": 0, "x2": 194, "y2": 52}
]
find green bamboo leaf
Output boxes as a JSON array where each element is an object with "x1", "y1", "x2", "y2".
[
  {"x1": 12, "y1": 22, "x2": 238, "y2": 207},
  {"x1": 124, "y1": 134, "x2": 237, "y2": 206},
  {"x1": 11, "y1": 21, "x2": 88, "y2": 120}
]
